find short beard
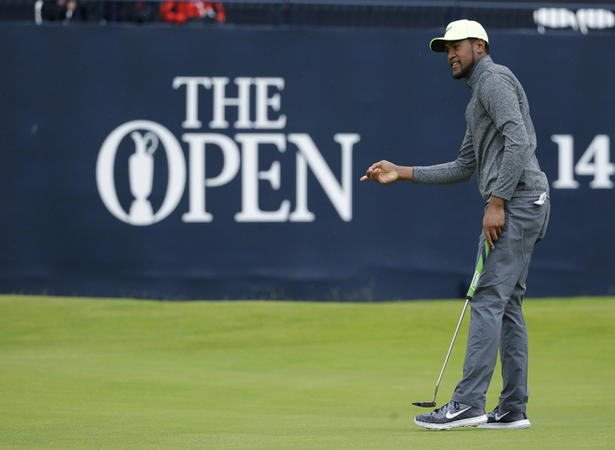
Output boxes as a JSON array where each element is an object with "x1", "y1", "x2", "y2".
[{"x1": 453, "y1": 50, "x2": 476, "y2": 79}]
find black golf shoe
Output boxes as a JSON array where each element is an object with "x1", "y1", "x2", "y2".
[
  {"x1": 477, "y1": 406, "x2": 531, "y2": 429},
  {"x1": 414, "y1": 401, "x2": 487, "y2": 430}
]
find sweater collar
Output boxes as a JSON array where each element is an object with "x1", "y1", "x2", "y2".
[{"x1": 466, "y1": 55, "x2": 492, "y2": 89}]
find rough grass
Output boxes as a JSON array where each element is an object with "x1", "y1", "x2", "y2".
[{"x1": 1, "y1": 295, "x2": 614, "y2": 449}]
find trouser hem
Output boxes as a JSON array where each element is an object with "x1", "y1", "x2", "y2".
[{"x1": 450, "y1": 395, "x2": 484, "y2": 411}]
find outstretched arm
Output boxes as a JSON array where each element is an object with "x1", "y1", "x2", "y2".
[
  {"x1": 360, "y1": 160, "x2": 413, "y2": 184},
  {"x1": 361, "y1": 127, "x2": 476, "y2": 186}
]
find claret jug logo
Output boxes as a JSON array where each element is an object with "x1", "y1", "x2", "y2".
[
  {"x1": 97, "y1": 121, "x2": 186, "y2": 226},
  {"x1": 96, "y1": 77, "x2": 360, "y2": 226}
]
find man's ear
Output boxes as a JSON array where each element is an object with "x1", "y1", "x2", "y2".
[{"x1": 474, "y1": 39, "x2": 486, "y2": 53}]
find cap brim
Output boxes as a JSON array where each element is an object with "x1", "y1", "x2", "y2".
[
  {"x1": 430, "y1": 36, "x2": 489, "y2": 53},
  {"x1": 429, "y1": 38, "x2": 448, "y2": 52}
]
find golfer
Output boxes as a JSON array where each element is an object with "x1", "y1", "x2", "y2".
[{"x1": 361, "y1": 19, "x2": 550, "y2": 430}]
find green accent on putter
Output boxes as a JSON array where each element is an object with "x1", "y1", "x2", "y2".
[{"x1": 466, "y1": 240, "x2": 490, "y2": 300}]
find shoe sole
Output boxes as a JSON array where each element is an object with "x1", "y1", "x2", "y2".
[
  {"x1": 477, "y1": 419, "x2": 531, "y2": 429},
  {"x1": 414, "y1": 414, "x2": 487, "y2": 430}
]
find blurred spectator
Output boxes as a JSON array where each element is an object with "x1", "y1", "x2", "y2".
[
  {"x1": 41, "y1": 0, "x2": 79, "y2": 23},
  {"x1": 39, "y1": 0, "x2": 109, "y2": 23},
  {"x1": 117, "y1": 1, "x2": 159, "y2": 23},
  {"x1": 160, "y1": 1, "x2": 225, "y2": 25},
  {"x1": 37, "y1": 1, "x2": 157, "y2": 24}
]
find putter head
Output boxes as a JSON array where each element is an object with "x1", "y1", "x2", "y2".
[{"x1": 412, "y1": 401, "x2": 436, "y2": 408}]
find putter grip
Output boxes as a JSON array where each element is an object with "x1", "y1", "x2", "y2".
[{"x1": 466, "y1": 241, "x2": 490, "y2": 300}]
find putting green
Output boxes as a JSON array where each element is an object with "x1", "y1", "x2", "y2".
[{"x1": 1, "y1": 295, "x2": 613, "y2": 449}]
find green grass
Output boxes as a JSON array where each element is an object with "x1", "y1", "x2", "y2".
[{"x1": 1, "y1": 295, "x2": 614, "y2": 449}]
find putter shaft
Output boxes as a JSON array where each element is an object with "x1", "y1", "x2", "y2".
[
  {"x1": 430, "y1": 298, "x2": 469, "y2": 404},
  {"x1": 412, "y1": 242, "x2": 489, "y2": 408}
]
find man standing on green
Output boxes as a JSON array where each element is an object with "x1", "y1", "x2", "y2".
[{"x1": 361, "y1": 19, "x2": 550, "y2": 430}]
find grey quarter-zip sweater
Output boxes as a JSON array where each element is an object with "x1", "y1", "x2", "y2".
[{"x1": 413, "y1": 55, "x2": 549, "y2": 201}]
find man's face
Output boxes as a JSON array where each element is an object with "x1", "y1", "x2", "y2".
[{"x1": 445, "y1": 39, "x2": 476, "y2": 79}]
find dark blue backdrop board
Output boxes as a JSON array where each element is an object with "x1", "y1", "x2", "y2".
[{"x1": 1, "y1": 24, "x2": 613, "y2": 300}]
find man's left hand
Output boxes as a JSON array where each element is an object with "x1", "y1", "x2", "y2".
[{"x1": 483, "y1": 197, "x2": 506, "y2": 249}]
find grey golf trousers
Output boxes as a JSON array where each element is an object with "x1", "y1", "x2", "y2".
[{"x1": 451, "y1": 194, "x2": 550, "y2": 413}]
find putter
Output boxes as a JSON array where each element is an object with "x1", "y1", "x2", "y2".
[{"x1": 412, "y1": 241, "x2": 490, "y2": 408}]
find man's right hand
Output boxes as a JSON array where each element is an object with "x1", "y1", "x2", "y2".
[{"x1": 360, "y1": 160, "x2": 412, "y2": 184}]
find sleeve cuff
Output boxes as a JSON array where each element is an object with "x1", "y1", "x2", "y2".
[{"x1": 490, "y1": 191, "x2": 512, "y2": 201}]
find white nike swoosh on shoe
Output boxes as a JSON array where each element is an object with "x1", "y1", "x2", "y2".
[
  {"x1": 446, "y1": 406, "x2": 471, "y2": 419},
  {"x1": 495, "y1": 411, "x2": 511, "y2": 421}
]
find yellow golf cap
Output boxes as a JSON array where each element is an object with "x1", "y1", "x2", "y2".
[{"x1": 429, "y1": 19, "x2": 489, "y2": 52}]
